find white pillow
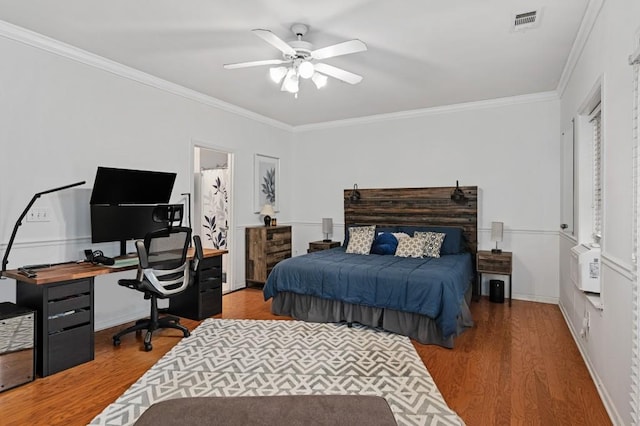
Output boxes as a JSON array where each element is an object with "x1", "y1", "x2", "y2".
[
  {"x1": 395, "y1": 235, "x2": 428, "y2": 258},
  {"x1": 414, "y1": 231, "x2": 446, "y2": 258},
  {"x1": 345, "y1": 226, "x2": 376, "y2": 255}
]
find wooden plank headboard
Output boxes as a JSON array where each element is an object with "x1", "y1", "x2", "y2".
[{"x1": 343, "y1": 186, "x2": 478, "y2": 255}]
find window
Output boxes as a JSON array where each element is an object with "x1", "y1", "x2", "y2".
[
  {"x1": 574, "y1": 83, "x2": 602, "y2": 246},
  {"x1": 590, "y1": 103, "x2": 602, "y2": 243},
  {"x1": 629, "y1": 40, "x2": 639, "y2": 426},
  {"x1": 561, "y1": 120, "x2": 575, "y2": 235}
]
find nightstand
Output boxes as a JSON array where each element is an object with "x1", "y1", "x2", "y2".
[
  {"x1": 308, "y1": 240, "x2": 340, "y2": 253},
  {"x1": 476, "y1": 250, "x2": 513, "y2": 306}
]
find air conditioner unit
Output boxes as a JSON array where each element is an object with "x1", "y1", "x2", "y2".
[{"x1": 570, "y1": 244, "x2": 601, "y2": 293}]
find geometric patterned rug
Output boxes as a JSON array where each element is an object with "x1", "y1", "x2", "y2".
[{"x1": 89, "y1": 319, "x2": 464, "y2": 426}]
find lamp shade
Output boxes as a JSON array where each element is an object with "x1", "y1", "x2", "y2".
[
  {"x1": 490, "y1": 222, "x2": 504, "y2": 242},
  {"x1": 260, "y1": 203, "x2": 275, "y2": 216},
  {"x1": 322, "y1": 218, "x2": 333, "y2": 234}
]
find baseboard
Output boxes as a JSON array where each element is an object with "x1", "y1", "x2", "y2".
[
  {"x1": 95, "y1": 309, "x2": 146, "y2": 332},
  {"x1": 511, "y1": 294, "x2": 558, "y2": 304},
  {"x1": 558, "y1": 301, "x2": 623, "y2": 425}
]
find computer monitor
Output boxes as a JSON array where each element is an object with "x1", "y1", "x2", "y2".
[
  {"x1": 90, "y1": 166, "x2": 176, "y2": 205},
  {"x1": 89, "y1": 167, "x2": 179, "y2": 255}
]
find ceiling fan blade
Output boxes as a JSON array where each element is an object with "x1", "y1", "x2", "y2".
[
  {"x1": 252, "y1": 29, "x2": 297, "y2": 56},
  {"x1": 223, "y1": 59, "x2": 289, "y2": 70},
  {"x1": 311, "y1": 39, "x2": 367, "y2": 60},
  {"x1": 314, "y1": 63, "x2": 363, "y2": 85}
]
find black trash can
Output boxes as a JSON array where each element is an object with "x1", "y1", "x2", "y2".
[{"x1": 489, "y1": 279, "x2": 505, "y2": 303}]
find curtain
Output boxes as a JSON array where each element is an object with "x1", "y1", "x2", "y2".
[{"x1": 201, "y1": 168, "x2": 229, "y2": 250}]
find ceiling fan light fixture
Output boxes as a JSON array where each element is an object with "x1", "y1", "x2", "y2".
[
  {"x1": 312, "y1": 72, "x2": 328, "y2": 89},
  {"x1": 298, "y1": 61, "x2": 315, "y2": 79},
  {"x1": 269, "y1": 66, "x2": 288, "y2": 84},
  {"x1": 282, "y1": 70, "x2": 299, "y2": 93}
]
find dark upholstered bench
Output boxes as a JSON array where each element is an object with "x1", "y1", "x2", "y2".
[{"x1": 134, "y1": 395, "x2": 397, "y2": 426}]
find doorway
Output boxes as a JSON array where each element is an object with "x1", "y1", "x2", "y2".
[{"x1": 193, "y1": 146, "x2": 233, "y2": 293}]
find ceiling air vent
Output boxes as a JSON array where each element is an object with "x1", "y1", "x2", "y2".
[{"x1": 513, "y1": 10, "x2": 541, "y2": 31}]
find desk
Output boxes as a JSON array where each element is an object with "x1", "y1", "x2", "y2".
[{"x1": 2, "y1": 248, "x2": 226, "y2": 377}]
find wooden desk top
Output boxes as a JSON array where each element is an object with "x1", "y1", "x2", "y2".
[{"x1": 2, "y1": 248, "x2": 227, "y2": 285}]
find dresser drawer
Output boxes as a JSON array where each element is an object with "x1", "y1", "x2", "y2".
[
  {"x1": 48, "y1": 294, "x2": 91, "y2": 317},
  {"x1": 199, "y1": 267, "x2": 222, "y2": 281},
  {"x1": 477, "y1": 252, "x2": 512, "y2": 274},
  {"x1": 47, "y1": 323, "x2": 93, "y2": 374},
  {"x1": 47, "y1": 279, "x2": 91, "y2": 301},
  {"x1": 48, "y1": 308, "x2": 91, "y2": 333},
  {"x1": 199, "y1": 256, "x2": 222, "y2": 270},
  {"x1": 200, "y1": 277, "x2": 222, "y2": 291}
]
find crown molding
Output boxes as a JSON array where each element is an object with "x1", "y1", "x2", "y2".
[
  {"x1": 0, "y1": 20, "x2": 293, "y2": 132},
  {"x1": 556, "y1": 0, "x2": 605, "y2": 97},
  {"x1": 292, "y1": 91, "x2": 559, "y2": 132}
]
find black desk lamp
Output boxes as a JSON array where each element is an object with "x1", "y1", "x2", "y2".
[{"x1": 1, "y1": 181, "x2": 85, "y2": 274}]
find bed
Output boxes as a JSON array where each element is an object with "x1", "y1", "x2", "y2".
[{"x1": 263, "y1": 186, "x2": 478, "y2": 348}]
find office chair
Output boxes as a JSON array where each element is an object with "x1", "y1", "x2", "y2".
[{"x1": 112, "y1": 227, "x2": 203, "y2": 351}]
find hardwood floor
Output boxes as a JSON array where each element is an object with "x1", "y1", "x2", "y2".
[{"x1": 0, "y1": 289, "x2": 611, "y2": 425}]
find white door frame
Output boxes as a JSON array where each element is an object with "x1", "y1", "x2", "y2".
[{"x1": 191, "y1": 140, "x2": 235, "y2": 293}]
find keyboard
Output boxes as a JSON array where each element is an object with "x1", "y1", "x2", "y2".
[{"x1": 108, "y1": 257, "x2": 139, "y2": 268}]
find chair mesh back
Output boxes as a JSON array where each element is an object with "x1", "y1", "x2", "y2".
[{"x1": 145, "y1": 227, "x2": 190, "y2": 270}]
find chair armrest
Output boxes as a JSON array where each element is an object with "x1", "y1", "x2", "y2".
[
  {"x1": 136, "y1": 240, "x2": 150, "y2": 269},
  {"x1": 192, "y1": 235, "x2": 204, "y2": 272}
]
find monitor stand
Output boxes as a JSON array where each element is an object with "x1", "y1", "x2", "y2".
[{"x1": 120, "y1": 241, "x2": 127, "y2": 257}]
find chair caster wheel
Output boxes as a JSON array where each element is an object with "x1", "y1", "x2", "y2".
[
  {"x1": 184, "y1": 330, "x2": 191, "y2": 338},
  {"x1": 144, "y1": 343, "x2": 152, "y2": 352},
  {"x1": 113, "y1": 338, "x2": 121, "y2": 347}
]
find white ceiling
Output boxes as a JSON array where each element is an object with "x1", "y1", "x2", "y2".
[{"x1": 0, "y1": 0, "x2": 588, "y2": 127}]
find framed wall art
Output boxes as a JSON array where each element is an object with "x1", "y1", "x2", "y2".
[{"x1": 254, "y1": 154, "x2": 279, "y2": 212}]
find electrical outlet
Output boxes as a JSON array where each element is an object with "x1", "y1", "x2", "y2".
[{"x1": 26, "y1": 208, "x2": 51, "y2": 222}]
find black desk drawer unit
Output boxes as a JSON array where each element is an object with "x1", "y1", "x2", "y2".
[
  {"x1": 169, "y1": 254, "x2": 223, "y2": 320},
  {"x1": 0, "y1": 302, "x2": 35, "y2": 392},
  {"x1": 17, "y1": 278, "x2": 94, "y2": 377}
]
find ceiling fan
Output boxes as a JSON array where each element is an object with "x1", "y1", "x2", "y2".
[{"x1": 224, "y1": 24, "x2": 367, "y2": 97}]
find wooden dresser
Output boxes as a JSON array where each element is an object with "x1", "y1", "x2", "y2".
[{"x1": 245, "y1": 225, "x2": 292, "y2": 286}]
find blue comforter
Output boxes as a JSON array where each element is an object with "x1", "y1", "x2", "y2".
[{"x1": 263, "y1": 247, "x2": 473, "y2": 338}]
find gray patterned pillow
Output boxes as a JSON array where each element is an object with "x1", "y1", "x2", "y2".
[
  {"x1": 395, "y1": 234, "x2": 428, "y2": 258},
  {"x1": 345, "y1": 226, "x2": 376, "y2": 255},
  {"x1": 414, "y1": 231, "x2": 446, "y2": 258}
]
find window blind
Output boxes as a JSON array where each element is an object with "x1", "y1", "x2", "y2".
[
  {"x1": 630, "y1": 53, "x2": 639, "y2": 425},
  {"x1": 590, "y1": 104, "x2": 602, "y2": 243}
]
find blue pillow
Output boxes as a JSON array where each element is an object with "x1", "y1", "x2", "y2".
[
  {"x1": 398, "y1": 226, "x2": 465, "y2": 254},
  {"x1": 371, "y1": 233, "x2": 399, "y2": 255}
]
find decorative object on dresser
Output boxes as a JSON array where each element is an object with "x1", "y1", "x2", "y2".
[
  {"x1": 308, "y1": 240, "x2": 340, "y2": 253},
  {"x1": 322, "y1": 217, "x2": 333, "y2": 242},
  {"x1": 254, "y1": 154, "x2": 279, "y2": 212},
  {"x1": 476, "y1": 250, "x2": 513, "y2": 306},
  {"x1": 245, "y1": 225, "x2": 291, "y2": 287},
  {"x1": 490, "y1": 221, "x2": 504, "y2": 254},
  {"x1": 259, "y1": 203, "x2": 275, "y2": 227}
]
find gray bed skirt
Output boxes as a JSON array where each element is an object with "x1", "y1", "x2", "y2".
[{"x1": 269, "y1": 284, "x2": 474, "y2": 348}]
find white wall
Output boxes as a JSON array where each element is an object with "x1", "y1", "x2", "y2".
[
  {"x1": 0, "y1": 33, "x2": 293, "y2": 329},
  {"x1": 291, "y1": 96, "x2": 561, "y2": 303},
  {"x1": 558, "y1": 0, "x2": 640, "y2": 424}
]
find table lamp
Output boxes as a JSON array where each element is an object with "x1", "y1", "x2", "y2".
[
  {"x1": 491, "y1": 221, "x2": 504, "y2": 254},
  {"x1": 322, "y1": 218, "x2": 333, "y2": 242},
  {"x1": 260, "y1": 203, "x2": 275, "y2": 227}
]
